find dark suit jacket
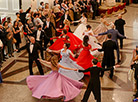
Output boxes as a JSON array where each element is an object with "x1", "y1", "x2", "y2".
[
  {"x1": 33, "y1": 30, "x2": 45, "y2": 41},
  {"x1": 20, "y1": 7, "x2": 31, "y2": 25},
  {"x1": 90, "y1": 1, "x2": 97, "y2": 11},
  {"x1": 43, "y1": 21, "x2": 56, "y2": 38},
  {"x1": 98, "y1": 29, "x2": 126, "y2": 45},
  {"x1": 18, "y1": 42, "x2": 42, "y2": 60},
  {"x1": 114, "y1": 18, "x2": 126, "y2": 35},
  {"x1": 79, "y1": 66, "x2": 113, "y2": 98},
  {"x1": 98, "y1": 40, "x2": 117, "y2": 66}
]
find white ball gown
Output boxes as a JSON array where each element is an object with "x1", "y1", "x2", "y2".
[
  {"x1": 73, "y1": 17, "x2": 87, "y2": 38},
  {"x1": 58, "y1": 49, "x2": 84, "y2": 80}
]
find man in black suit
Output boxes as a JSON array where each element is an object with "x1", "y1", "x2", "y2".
[
  {"x1": 97, "y1": 25, "x2": 126, "y2": 64},
  {"x1": 18, "y1": 37, "x2": 44, "y2": 75},
  {"x1": 98, "y1": 34, "x2": 117, "y2": 78},
  {"x1": 90, "y1": 0, "x2": 97, "y2": 20},
  {"x1": 114, "y1": 14, "x2": 126, "y2": 49},
  {"x1": 19, "y1": 6, "x2": 31, "y2": 25},
  {"x1": 79, "y1": 59, "x2": 113, "y2": 102},
  {"x1": 33, "y1": 25, "x2": 45, "y2": 60},
  {"x1": 43, "y1": 17, "x2": 56, "y2": 49}
]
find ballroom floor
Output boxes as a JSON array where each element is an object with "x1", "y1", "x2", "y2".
[{"x1": 0, "y1": 4, "x2": 138, "y2": 102}]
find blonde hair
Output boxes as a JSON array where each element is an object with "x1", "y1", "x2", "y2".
[{"x1": 64, "y1": 19, "x2": 70, "y2": 26}]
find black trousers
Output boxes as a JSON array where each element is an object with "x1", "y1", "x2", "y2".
[
  {"x1": 82, "y1": 82, "x2": 101, "y2": 102},
  {"x1": 119, "y1": 38, "x2": 123, "y2": 49},
  {"x1": 29, "y1": 58, "x2": 44, "y2": 75},
  {"x1": 36, "y1": 41, "x2": 44, "y2": 59},
  {"x1": 44, "y1": 37, "x2": 54, "y2": 48},
  {"x1": 92, "y1": 10, "x2": 96, "y2": 19},
  {"x1": 2, "y1": 44, "x2": 6, "y2": 59},
  {"x1": 101, "y1": 64, "x2": 114, "y2": 78},
  {"x1": 15, "y1": 42, "x2": 20, "y2": 49}
]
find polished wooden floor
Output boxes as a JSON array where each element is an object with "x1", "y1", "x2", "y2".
[{"x1": 0, "y1": 4, "x2": 138, "y2": 102}]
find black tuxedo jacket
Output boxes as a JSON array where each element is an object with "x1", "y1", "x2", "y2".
[
  {"x1": 43, "y1": 21, "x2": 56, "y2": 38},
  {"x1": 114, "y1": 18, "x2": 126, "y2": 35},
  {"x1": 18, "y1": 42, "x2": 42, "y2": 60},
  {"x1": 98, "y1": 40, "x2": 117, "y2": 66},
  {"x1": 79, "y1": 66, "x2": 113, "y2": 98},
  {"x1": 20, "y1": 7, "x2": 31, "y2": 25},
  {"x1": 33, "y1": 30, "x2": 45, "y2": 41}
]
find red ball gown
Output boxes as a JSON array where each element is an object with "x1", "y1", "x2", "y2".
[
  {"x1": 76, "y1": 44, "x2": 101, "y2": 75},
  {"x1": 49, "y1": 25, "x2": 82, "y2": 60}
]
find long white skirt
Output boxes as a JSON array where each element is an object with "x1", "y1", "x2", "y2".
[{"x1": 74, "y1": 23, "x2": 87, "y2": 39}]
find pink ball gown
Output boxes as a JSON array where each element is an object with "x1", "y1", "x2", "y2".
[
  {"x1": 27, "y1": 71, "x2": 83, "y2": 101},
  {"x1": 93, "y1": 18, "x2": 108, "y2": 44}
]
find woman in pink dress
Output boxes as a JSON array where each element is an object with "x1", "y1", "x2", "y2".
[
  {"x1": 93, "y1": 13, "x2": 110, "y2": 44},
  {"x1": 76, "y1": 35, "x2": 101, "y2": 75},
  {"x1": 27, "y1": 55, "x2": 83, "y2": 101}
]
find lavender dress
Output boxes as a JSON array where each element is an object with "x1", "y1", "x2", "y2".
[{"x1": 59, "y1": 49, "x2": 84, "y2": 80}]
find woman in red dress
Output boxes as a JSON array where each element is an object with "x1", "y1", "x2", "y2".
[
  {"x1": 49, "y1": 20, "x2": 82, "y2": 52},
  {"x1": 76, "y1": 35, "x2": 101, "y2": 75}
]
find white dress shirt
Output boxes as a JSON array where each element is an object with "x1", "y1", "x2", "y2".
[
  {"x1": 36, "y1": 30, "x2": 41, "y2": 41},
  {"x1": 30, "y1": 43, "x2": 34, "y2": 53},
  {"x1": 46, "y1": 21, "x2": 50, "y2": 28}
]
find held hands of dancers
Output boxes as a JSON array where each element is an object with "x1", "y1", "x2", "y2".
[{"x1": 93, "y1": 35, "x2": 98, "y2": 37}]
